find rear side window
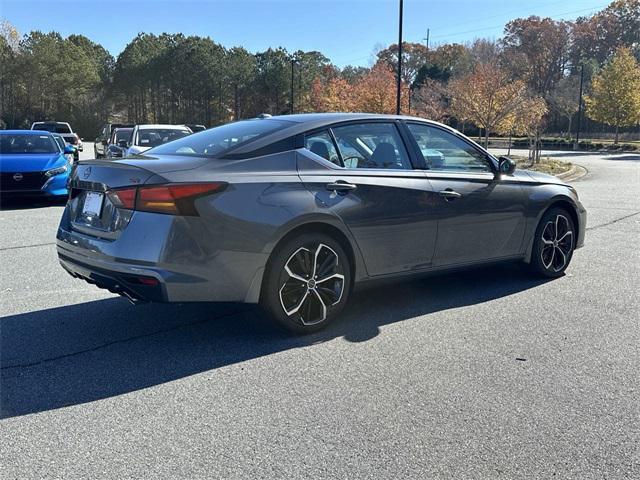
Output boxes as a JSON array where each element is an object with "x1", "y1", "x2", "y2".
[
  {"x1": 304, "y1": 130, "x2": 341, "y2": 166},
  {"x1": 331, "y1": 122, "x2": 411, "y2": 170},
  {"x1": 148, "y1": 119, "x2": 292, "y2": 157}
]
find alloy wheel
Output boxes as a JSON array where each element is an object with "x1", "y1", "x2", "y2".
[
  {"x1": 278, "y1": 243, "x2": 345, "y2": 326},
  {"x1": 540, "y1": 214, "x2": 573, "y2": 272}
]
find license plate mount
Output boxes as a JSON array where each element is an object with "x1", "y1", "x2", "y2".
[{"x1": 82, "y1": 192, "x2": 104, "y2": 217}]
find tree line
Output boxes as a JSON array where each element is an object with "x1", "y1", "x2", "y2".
[{"x1": 1, "y1": 0, "x2": 639, "y2": 153}]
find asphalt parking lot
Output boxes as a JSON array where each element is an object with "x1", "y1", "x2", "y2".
[{"x1": 1, "y1": 144, "x2": 639, "y2": 478}]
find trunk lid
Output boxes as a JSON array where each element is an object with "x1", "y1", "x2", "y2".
[{"x1": 67, "y1": 161, "x2": 159, "y2": 238}]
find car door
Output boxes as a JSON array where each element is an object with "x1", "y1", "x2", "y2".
[
  {"x1": 297, "y1": 121, "x2": 438, "y2": 277},
  {"x1": 405, "y1": 122, "x2": 527, "y2": 267}
]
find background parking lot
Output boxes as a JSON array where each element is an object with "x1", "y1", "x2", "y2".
[{"x1": 1, "y1": 145, "x2": 639, "y2": 478}]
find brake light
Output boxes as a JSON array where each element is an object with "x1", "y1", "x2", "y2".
[
  {"x1": 108, "y1": 187, "x2": 137, "y2": 209},
  {"x1": 107, "y1": 183, "x2": 226, "y2": 216}
]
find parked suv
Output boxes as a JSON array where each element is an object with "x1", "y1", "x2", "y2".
[
  {"x1": 94, "y1": 123, "x2": 134, "y2": 158},
  {"x1": 31, "y1": 121, "x2": 83, "y2": 161}
]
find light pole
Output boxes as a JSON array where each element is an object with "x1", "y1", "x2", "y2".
[
  {"x1": 575, "y1": 63, "x2": 584, "y2": 148},
  {"x1": 396, "y1": 0, "x2": 404, "y2": 115},
  {"x1": 290, "y1": 58, "x2": 296, "y2": 115}
]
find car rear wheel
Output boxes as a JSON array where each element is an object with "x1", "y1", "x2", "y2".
[
  {"x1": 261, "y1": 233, "x2": 351, "y2": 334},
  {"x1": 529, "y1": 207, "x2": 576, "y2": 278}
]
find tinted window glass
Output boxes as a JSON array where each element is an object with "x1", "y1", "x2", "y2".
[
  {"x1": 135, "y1": 128, "x2": 191, "y2": 147},
  {"x1": 407, "y1": 123, "x2": 491, "y2": 172},
  {"x1": 33, "y1": 123, "x2": 72, "y2": 134},
  {"x1": 112, "y1": 129, "x2": 133, "y2": 144},
  {"x1": 331, "y1": 123, "x2": 411, "y2": 170},
  {"x1": 0, "y1": 134, "x2": 58, "y2": 154},
  {"x1": 305, "y1": 130, "x2": 341, "y2": 166},
  {"x1": 148, "y1": 119, "x2": 292, "y2": 157}
]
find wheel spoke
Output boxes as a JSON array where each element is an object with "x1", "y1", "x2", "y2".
[
  {"x1": 557, "y1": 230, "x2": 573, "y2": 243},
  {"x1": 541, "y1": 245, "x2": 555, "y2": 269},
  {"x1": 554, "y1": 246, "x2": 567, "y2": 271},
  {"x1": 284, "y1": 264, "x2": 307, "y2": 283},
  {"x1": 542, "y1": 221, "x2": 555, "y2": 244},
  {"x1": 279, "y1": 287, "x2": 309, "y2": 316},
  {"x1": 316, "y1": 273, "x2": 344, "y2": 284}
]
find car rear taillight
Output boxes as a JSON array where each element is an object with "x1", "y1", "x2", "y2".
[
  {"x1": 69, "y1": 135, "x2": 79, "y2": 145},
  {"x1": 108, "y1": 187, "x2": 137, "y2": 209},
  {"x1": 107, "y1": 183, "x2": 226, "y2": 216}
]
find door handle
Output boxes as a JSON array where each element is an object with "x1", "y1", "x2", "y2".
[
  {"x1": 326, "y1": 180, "x2": 357, "y2": 193},
  {"x1": 439, "y1": 189, "x2": 462, "y2": 201}
]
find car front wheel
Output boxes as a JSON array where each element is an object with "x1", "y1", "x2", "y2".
[
  {"x1": 529, "y1": 207, "x2": 576, "y2": 278},
  {"x1": 261, "y1": 233, "x2": 351, "y2": 334}
]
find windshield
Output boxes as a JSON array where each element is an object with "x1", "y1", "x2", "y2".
[
  {"x1": 148, "y1": 119, "x2": 291, "y2": 157},
  {"x1": 135, "y1": 128, "x2": 191, "y2": 148},
  {"x1": 0, "y1": 134, "x2": 59, "y2": 154},
  {"x1": 112, "y1": 129, "x2": 132, "y2": 144},
  {"x1": 33, "y1": 123, "x2": 72, "y2": 134}
]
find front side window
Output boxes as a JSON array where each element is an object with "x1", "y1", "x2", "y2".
[
  {"x1": 304, "y1": 130, "x2": 341, "y2": 166},
  {"x1": 407, "y1": 123, "x2": 492, "y2": 173},
  {"x1": 148, "y1": 119, "x2": 292, "y2": 157},
  {"x1": 331, "y1": 123, "x2": 411, "y2": 170}
]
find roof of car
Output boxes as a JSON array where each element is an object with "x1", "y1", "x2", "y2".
[
  {"x1": 1, "y1": 129, "x2": 54, "y2": 135},
  {"x1": 268, "y1": 112, "x2": 436, "y2": 124},
  {"x1": 137, "y1": 124, "x2": 192, "y2": 130}
]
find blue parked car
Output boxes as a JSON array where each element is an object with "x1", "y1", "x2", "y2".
[{"x1": 0, "y1": 130, "x2": 75, "y2": 200}]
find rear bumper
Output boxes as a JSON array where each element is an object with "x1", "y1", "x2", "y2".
[
  {"x1": 56, "y1": 208, "x2": 269, "y2": 303},
  {"x1": 59, "y1": 253, "x2": 167, "y2": 302}
]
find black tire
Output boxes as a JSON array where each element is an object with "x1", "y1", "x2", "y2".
[
  {"x1": 261, "y1": 233, "x2": 351, "y2": 334},
  {"x1": 529, "y1": 207, "x2": 576, "y2": 278}
]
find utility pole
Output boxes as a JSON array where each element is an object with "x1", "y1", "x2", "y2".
[
  {"x1": 396, "y1": 0, "x2": 404, "y2": 115},
  {"x1": 290, "y1": 58, "x2": 295, "y2": 115},
  {"x1": 575, "y1": 63, "x2": 584, "y2": 147},
  {"x1": 423, "y1": 28, "x2": 430, "y2": 49}
]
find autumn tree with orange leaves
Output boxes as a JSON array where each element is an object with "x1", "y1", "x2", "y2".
[
  {"x1": 311, "y1": 63, "x2": 408, "y2": 114},
  {"x1": 448, "y1": 64, "x2": 545, "y2": 149}
]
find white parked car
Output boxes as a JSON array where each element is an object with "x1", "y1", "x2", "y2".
[{"x1": 120, "y1": 124, "x2": 192, "y2": 156}]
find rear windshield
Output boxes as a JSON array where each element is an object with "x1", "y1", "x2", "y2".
[
  {"x1": 33, "y1": 123, "x2": 72, "y2": 134},
  {"x1": 112, "y1": 129, "x2": 133, "y2": 144},
  {"x1": 147, "y1": 119, "x2": 291, "y2": 157},
  {"x1": 0, "y1": 134, "x2": 59, "y2": 154},
  {"x1": 135, "y1": 128, "x2": 191, "y2": 147}
]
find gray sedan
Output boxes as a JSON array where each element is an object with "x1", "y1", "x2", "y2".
[{"x1": 57, "y1": 113, "x2": 586, "y2": 333}]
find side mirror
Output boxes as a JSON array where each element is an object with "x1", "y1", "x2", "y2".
[
  {"x1": 498, "y1": 156, "x2": 516, "y2": 175},
  {"x1": 117, "y1": 139, "x2": 128, "y2": 148},
  {"x1": 64, "y1": 145, "x2": 76, "y2": 155},
  {"x1": 101, "y1": 139, "x2": 109, "y2": 146}
]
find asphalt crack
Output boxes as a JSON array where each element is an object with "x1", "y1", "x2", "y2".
[
  {"x1": 0, "y1": 242, "x2": 55, "y2": 252},
  {"x1": 1, "y1": 308, "x2": 249, "y2": 372},
  {"x1": 586, "y1": 211, "x2": 640, "y2": 231}
]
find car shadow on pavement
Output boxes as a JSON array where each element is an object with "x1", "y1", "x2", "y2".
[
  {"x1": 0, "y1": 197, "x2": 67, "y2": 211},
  {"x1": 1, "y1": 262, "x2": 551, "y2": 419}
]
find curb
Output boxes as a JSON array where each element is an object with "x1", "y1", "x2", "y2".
[{"x1": 556, "y1": 164, "x2": 588, "y2": 182}]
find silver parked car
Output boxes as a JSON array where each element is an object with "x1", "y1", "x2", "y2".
[{"x1": 57, "y1": 113, "x2": 586, "y2": 333}]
